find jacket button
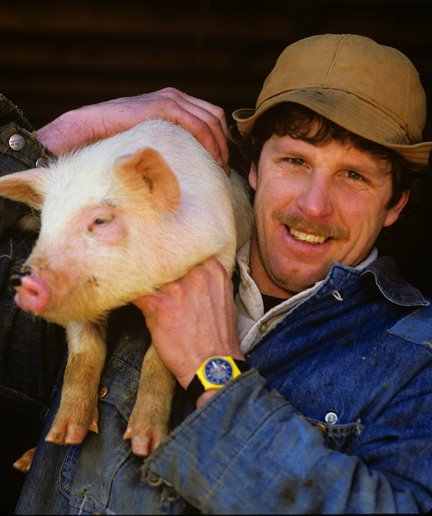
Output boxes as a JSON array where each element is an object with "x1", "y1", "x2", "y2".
[
  {"x1": 146, "y1": 472, "x2": 164, "y2": 487},
  {"x1": 325, "y1": 412, "x2": 338, "y2": 425},
  {"x1": 9, "y1": 133, "x2": 25, "y2": 151},
  {"x1": 35, "y1": 156, "x2": 49, "y2": 167},
  {"x1": 98, "y1": 385, "x2": 108, "y2": 399}
]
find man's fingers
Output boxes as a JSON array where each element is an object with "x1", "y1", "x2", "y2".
[
  {"x1": 37, "y1": 87, "x2": 230, "y2": 171},
  {"x1": 168, "y1": 88, "x2": 229, "y2": 137},
  {"x1": 156, "y1": 88, "x2": 229, "y2": 170}
]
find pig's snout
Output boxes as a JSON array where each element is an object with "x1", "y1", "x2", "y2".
[{"x1": 12, "y1": 271, "x2": 51, "y2": 315}]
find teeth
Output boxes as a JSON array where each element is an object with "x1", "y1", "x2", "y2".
[{"x1": 289, "y1": 228, "x2": 327, "y2": 244}]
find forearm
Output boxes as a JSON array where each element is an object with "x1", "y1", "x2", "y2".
[
  {"x1": 36, "y1": 88, "x2": 229, "y2": 170},
  {"x1": 144, "y1": 371, "x2": 425, "y2": 514}
]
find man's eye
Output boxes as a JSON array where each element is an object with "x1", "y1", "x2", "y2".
[
  {"x1": 283, "y1": 157, "x2": 305, "y2": 166},
  {"x1": 347, "y1": 170, "x2": 365, "y2": 182}
]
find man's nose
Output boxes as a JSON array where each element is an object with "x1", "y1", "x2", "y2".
[{"x1": 296, "y1": 173, "x2": 333, "y2": 219}]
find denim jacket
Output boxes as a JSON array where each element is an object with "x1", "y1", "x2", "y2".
[
  {"x1": 16, "y1": 254, "x2": 432, "y2": 514},
  {"x1": 0, "y1": 97, "x2": 65, "y2": 418},
  {"x1": 0, "y1": 98, "x2": 67, "y2": 513}
]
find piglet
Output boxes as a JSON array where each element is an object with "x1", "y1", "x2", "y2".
[{"x1": 0, "y1": 120, "x2": 252, "y2": 457}]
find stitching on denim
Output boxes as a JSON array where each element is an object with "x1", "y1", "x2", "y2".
[
  {"x1": 305, "y1": 416, "x2": 364, "y2": 439},
  {"x1": 78, "y1": 490, "x2": 87, "y2": 515}
]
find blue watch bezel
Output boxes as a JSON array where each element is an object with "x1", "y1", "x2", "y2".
[{"x1": 204, "y1": 357, "x2": 234, "y2": 385}]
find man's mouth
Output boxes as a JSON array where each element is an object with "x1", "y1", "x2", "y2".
[
  {"x1": 288, "y1": 227, "x2": 328, "y2": 245},
  {"x1": 274, "y1": 211, "x2": 349, "y2": 244}
]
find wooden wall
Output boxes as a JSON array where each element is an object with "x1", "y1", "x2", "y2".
[{"x1": 1, "y1": 0, "x2": 431, "y2": 133}]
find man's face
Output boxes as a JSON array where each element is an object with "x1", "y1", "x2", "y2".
[{"x1": 248, "y1": 133, "x2": 409, "y2": 298}]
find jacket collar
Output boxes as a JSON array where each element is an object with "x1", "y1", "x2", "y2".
[
  {"x1": 362, "y1": 256, "x2": 429, "y2": 307},
  {"x1": 235, "y1": 243, "x2": 429, "y2": 309},
  {"x1": 320, "y1": 256, "x2": 429, "y2": 307}
]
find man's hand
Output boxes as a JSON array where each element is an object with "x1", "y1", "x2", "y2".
[
  {"x1": 37, "y1": 87, "x2": 230, "y2": 171},
  {"x1": 133, "y1": 257, "x2": 244, "y2": 399}
]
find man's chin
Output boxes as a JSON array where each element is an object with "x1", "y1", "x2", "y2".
[{"x1": 269, "y1": 263, "x2": 333, "y2": 295}]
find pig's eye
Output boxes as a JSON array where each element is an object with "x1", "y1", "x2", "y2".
[
  {"x1": 88, "y1": 214, "x2": 114, "y2": 233},
  {"x1": 94, "y1": 217, "x2": 109, "y2": 225},
  {"x1": 94, "y1": 213, "x2": 114, "y2": 225}
]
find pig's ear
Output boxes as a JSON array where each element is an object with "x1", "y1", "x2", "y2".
[
  {"x1": 0, "y1": 169, "x2": 46, "y2": 209},
  {"x1": 115, "y1": 147, "x2": 180, "y2": 212}
]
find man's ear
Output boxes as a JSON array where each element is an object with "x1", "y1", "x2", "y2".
[
  {"x1": 248, "y1": 162, "x2": 258, "y2": 191},
  {"x1": 383, "y1": 190, "x2": 410, "y2": 228}
]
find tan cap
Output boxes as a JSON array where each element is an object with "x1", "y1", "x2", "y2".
[{"x1": 233, "y1": 34, "x2": 432, "y2": 166}]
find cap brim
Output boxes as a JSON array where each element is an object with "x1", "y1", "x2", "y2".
[{"x1": 233, "y1": 89, "x2": 432, "y2": 166}]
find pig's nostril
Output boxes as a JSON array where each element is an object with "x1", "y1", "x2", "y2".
[
  {"x1": 9, "y1": 268, "x2": 32, "y2": 289},
  {"x1": 10, "y1": 274, "x2": 23, "y2": 288},
  {"x1": 27, "y1": 286, "x2": 42, "y2": 298}
]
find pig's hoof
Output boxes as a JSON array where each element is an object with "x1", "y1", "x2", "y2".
[
  {"x1": 46, "y1": 415, "x2": 99, "y2": 445},
  {"x1": 123, "y1": 424, "x2": 167, "y2": 457},
  {"x1": 13, "y1": 447, "x2": 37, "y2": 473}
]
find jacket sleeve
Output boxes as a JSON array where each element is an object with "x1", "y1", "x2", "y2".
[
  {"x1": 0, "y1": 96, "x2": 64, "y2": 404},
  {"x1": 0, "y1": 97, "x2": 65, "y2": 512},
  {"x1": 0, "y1": 95, "x2": 53, "y2": 236},
  {"x1": 142, "y1": 369, "x2": 432, "y2": 514}
]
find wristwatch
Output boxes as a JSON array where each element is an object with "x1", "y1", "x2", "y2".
[{"x1": 186, "y1": 355, "x2": 250, "y2": 403}]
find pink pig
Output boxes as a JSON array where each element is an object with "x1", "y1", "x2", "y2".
[{"x1": 0, "y1": 120, "x2": 252, "y2": 458}]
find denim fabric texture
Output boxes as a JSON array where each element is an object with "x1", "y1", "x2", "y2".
[
  {"x1": 0, "y1": 96, "x2": 66, "y2": 513},
  {"x1": 0, "y1": 95, "x2": 64, "y2": 414},
  {"x1": 16, "y1": 258, "x2": 432, "y2": 514}
]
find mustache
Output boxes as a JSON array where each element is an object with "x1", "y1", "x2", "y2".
[{"x1": 274, "y1": 211, "x2": 349, "y2": 241}]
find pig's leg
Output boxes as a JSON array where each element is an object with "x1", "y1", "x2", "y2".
[
  {"x1": 45, "y1": 321, "x2": 106, "y2": 445},
  {"x1": 124, "y1": 344, "x2": 176, "y2": 457}
]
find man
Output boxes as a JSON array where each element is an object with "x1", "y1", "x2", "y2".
[{"x1": 8, "y1": 34, "x2": 432, "y2": 513}]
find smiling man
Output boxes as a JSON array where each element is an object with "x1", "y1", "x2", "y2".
[{"x1": 14, "y1": 34, "x2": 432, "y2": 514}]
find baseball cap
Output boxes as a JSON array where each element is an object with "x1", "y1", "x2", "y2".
[{"x1": 233, "y1": 34, "x2": 432, "y2": 166}]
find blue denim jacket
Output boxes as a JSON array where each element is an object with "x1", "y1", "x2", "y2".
[{"x1": 16, "y1": 257, "x2": 432, "y2": 514}]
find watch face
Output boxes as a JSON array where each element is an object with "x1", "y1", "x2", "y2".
[{"x1": 204, "y1": 358, "x2": 233, "y2": 385}]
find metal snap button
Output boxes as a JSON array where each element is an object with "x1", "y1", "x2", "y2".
[
  {"x1": 146, "y1": 472, "x2": 164, "y2": 487},
  {"x1": 9, "y1": 133, "x2": 25, "y2": 151},
  {"x1": 35, "y1": 156, "x2": 49, "y2": 168},
  {"x1": 325, "y1": 412, "x2": 338, "y2": 425},
  {"x1": 98, "y1": 385, "x2": 108, "y2": 399}
]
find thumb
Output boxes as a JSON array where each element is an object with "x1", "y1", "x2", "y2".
[{"x1": 132, "y1": 294, "x2": 158, "y2": 315}]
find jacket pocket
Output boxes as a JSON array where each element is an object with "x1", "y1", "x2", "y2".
[{"x1": 305, "y1": 416, "x2": 365, "y2": 451}]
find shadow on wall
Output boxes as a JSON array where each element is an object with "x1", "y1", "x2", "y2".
[{"x1": 377, "y1": 170, "x2": 432, "y2": 297}]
